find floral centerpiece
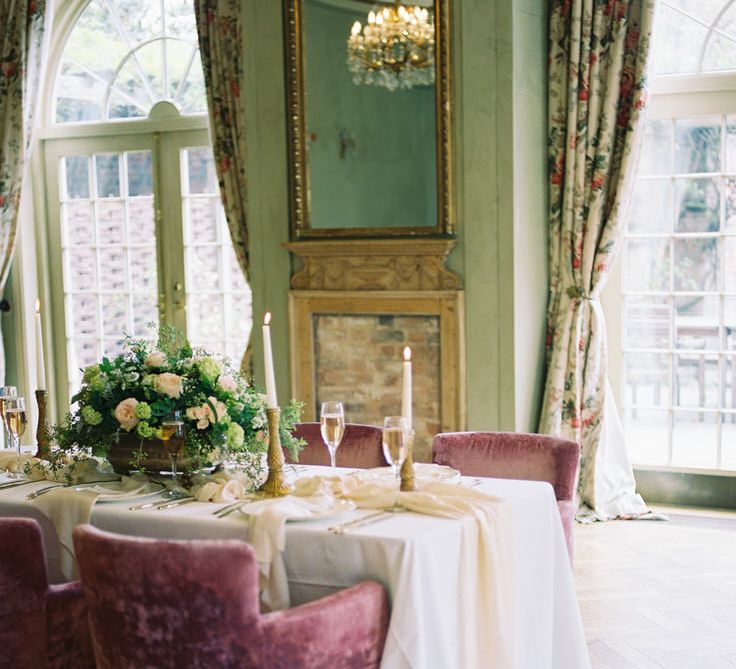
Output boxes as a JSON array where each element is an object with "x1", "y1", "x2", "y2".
[{"x1": 53, "y1": 326, "x2": 303, "y2": 479}]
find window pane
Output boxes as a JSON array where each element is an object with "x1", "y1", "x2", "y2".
[
  {"x1": 625, "y1": 353, "x2": 670, "y2": 407},
  {"x1": 675, "y1": 177, "x2": 719, "y2": 232},
  {"x1": 628, "y1": 180, "x2": 672, "y2": 233},
  {"x1": 101, "y1": 294, "x2": 129, "y2": 337},
  {"x1": 674, "y1": 295, "x2": 719, "y2": 350},
  {"x1": 672, "y1": 410, "x2": 717, "y2": 468},
  {"x1": 63, "y1": 156, "x2": 90, "y2": 199},
  {"x1": 722, "y1": 356, "x2": 736, "y2": 410},
  {"x1": 127, "y1": 151, "x2": 153, "y2": 196},
  {"x1": 673, "y1": 238, "x2": 718, "y2": 292},
  {"x1": 66, "y1": 248, "x2": 97, "y2": 291},
  {"x1": 723, "y1": 176, "x2": 736, "y2": 231},
  {"x1": 724, "y1": 298, "x2": 736, "y2": 350},
  {"x1": 625, "y1": 408, "x2": 669, "y2": 466},
  {"x1": 723, "y1": 238, "x2": 736, "y2": 290},
  {"x1": 70, "y1": 294, "x2": 98, "y2": 337},
  {"x1": 186, "y1": 147, "x2": 218, "y2": 194},
  {"x1": 94, "y1": 154, "x2": 121, "y2": 198},
  {"x1": 674, "y1": 354, "x2": 718, "y2": 408},
  {"x1": 96, "y1": 201, "x2": 125, "y2": 245},
  {"x1": 721, "y1": 413, "x2": 736, "y2": 469},
  {"x1": 638, "y1": 120, "x2": 672, "y2": 176},
  {"x1": 624, "y1": 296, "x2": 671, "y2": 349},
  {"x1": 701, "y1": 33, "x2": 736, "y2": 73},
  {"x1": 62, "y1": 201, "x2": 94, "y2": 246},
  {"x1": 651, "y1": 6, "x2": 707, "y2": 75},
  {"x1": 626, "y1": 239, "x2": 670, "y2": 292},
  {"x1": 128, "y1": 198, "x2": 155, "y2": 239},
  {"x1": 675, "y1": 119, "x2": 721, "y2": 174}
]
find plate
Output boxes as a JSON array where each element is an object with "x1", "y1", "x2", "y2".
[
  {"x1": 91, "y1": 480, "x2": 165, "y2": 502},
  {"x1": 237, "y1": 497, "x2": 356, "y2": 522},
  {"x1": 363, "y1": 463, "x2": 461, "y2": 483}
]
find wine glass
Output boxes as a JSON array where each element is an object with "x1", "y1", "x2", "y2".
[
  {"x1": 320, "y1": 401, "x2": 345, "y2": 469},
  {"x1": 160, "y1": 411, "x2": 186, "y2": 495},
  {"x1": 382, "y1": 416, "x2": 408, "y2": 511},
  {"x1": 4, "y1": 397, "x2": 27, "y2": 479},
  {"x1": 0, "y1": 386, "x2": 17, "y2": 452}
]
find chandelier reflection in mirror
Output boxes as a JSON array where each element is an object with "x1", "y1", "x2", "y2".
[{"x1": 347, "y1": 2, "x2": 435, "y2": 92}]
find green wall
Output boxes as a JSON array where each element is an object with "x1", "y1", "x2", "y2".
[
  {"x1": 244, "y1": 0, "x2": 548, "y2": 432},
  {"x1": 303, "y1": 0, "x2": 436, "y2": 230}
]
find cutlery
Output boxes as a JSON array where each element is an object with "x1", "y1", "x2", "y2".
[
  {"x1": 129, "y1": 494, "x2": 187, "y2": 511},
  {"x1": 328, "y1": 510, "x2": 389, "y2": 534},
  {"x1": 0, "y1": 478, "x2": 39, "y2": 490},
  {"x1": 213, "y1": 496, "x2": 256, "y2": 518},
  {"x1": 26, "y1": 479, "x2": 121, "y2": 501},
  {"x1": 155, "y1": 497, "x2": 196, "y2": 511}
]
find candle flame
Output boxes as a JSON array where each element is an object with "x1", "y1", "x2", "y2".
[
  {"x1": 264, "y1": 312, "x2": 272, "y2": 326},
  {"x1": 35, "y1": 299, "x2": 40, "y2": 313},
  {"x1": 403, "y1": 346, "x2": 411, "y2": 362}
]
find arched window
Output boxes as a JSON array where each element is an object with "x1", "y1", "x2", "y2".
[
  {"x1": 43, "y1": 0, "x2": 251, "y2": 404},
  {"x1": 615, "y1": 0, "x2": 736, "y2": 473}
]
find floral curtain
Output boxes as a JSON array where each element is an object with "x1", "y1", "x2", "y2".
[
  {"x1": 193, "y1": 0, "x2": 252, "y2": 372},
  {"x1": 539, "y1": 0, "x2": 655, "y2": 518},
  {"x1": 0, "y1": 0, "x2": 47, "y2": 383}
]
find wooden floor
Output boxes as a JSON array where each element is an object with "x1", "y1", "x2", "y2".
[{"x1": 574, "y1": 507, "x2": 736, "y2": 668}]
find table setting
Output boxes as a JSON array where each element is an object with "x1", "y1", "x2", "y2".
[{"x1": 0, "y1": 315, "x2": 591, "y2": 668}]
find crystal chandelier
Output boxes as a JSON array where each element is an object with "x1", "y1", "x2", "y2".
[{"x1": 347, "y1": 2, "x2": 435, "y2": 92}]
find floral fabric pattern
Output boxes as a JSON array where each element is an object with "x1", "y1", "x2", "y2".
[
  {"x1": 539, "y1": 0, "x2": 655, "y2": 516},
  {"x1": 193, "y1": 0, "x2": 251, "y2": 370},
  {"x1": 0, "y1": 0, "x2": 46, "y2": 382}
]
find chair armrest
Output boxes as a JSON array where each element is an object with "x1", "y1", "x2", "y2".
[
  {"x1": 261, "y1": 581, "x2": 389, "y2": 669},
  {"x1": 47, "y1": 582, "x2": 95, "y2": 669}
]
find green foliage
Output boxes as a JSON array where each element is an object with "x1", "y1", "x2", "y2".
[{"x1": 53, "y1": 326, "x2": 304, "y2": 468}]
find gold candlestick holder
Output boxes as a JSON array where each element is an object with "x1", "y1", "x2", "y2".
[
  {"x1": 257, "y1": 407, "x2": 293, "y2": 497},
  {"x1": 400, "y1": 429, "x2": 415, "y2": 492},
  {"x1": 35, "y1": 390, "x2": 52, "y2": 460}
]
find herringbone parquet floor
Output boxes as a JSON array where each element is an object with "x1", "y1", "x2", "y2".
[{"x1": 575, "y1": 508, "x2": 736, "y2": 668}]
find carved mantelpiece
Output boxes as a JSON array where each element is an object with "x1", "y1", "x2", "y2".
[
  {"x1": 287, "y1": 238, "x2": 465, "y2": 457},
  {"x1": 286, "y1": 239, "x2": 462, "y2": 291}
]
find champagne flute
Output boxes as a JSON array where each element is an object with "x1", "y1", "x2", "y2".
[
  {"x1": 320, "y1": 401, "x2": 345, "y2": 469},
  {"x1": 382, "y1": 416, "x2": 408, "y2": 511},
  {"x1": 0, "y1": 386, "x2": 17, "y2": 452},
  {"x1": 4, "y1": 397, "x2": 27, "y2": 479},
  {"x1": 160, "y1": 411, "x2": 186, "y2": 495}
]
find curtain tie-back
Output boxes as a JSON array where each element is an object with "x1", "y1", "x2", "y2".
[{"x1": 565, "y1": 286, "x2": 597, "y2": 301}]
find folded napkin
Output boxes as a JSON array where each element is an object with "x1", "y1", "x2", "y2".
[
  {"x1": 191, "y1": 470, "x2": 254, "y2": 502},
  {"x1": 0, "y1": 451, "x2": 43, "y2": 477},
  {"x1": 0, "y1": 452, "x2": 120, "y2": 484},
  {"x1": 31, "y1": 475, "x2": 149, "y2": 580},
  {"x1": 238, "y1": 494, "x2": 355, "y2": 611}
]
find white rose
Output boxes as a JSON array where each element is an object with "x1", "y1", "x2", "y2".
[
  {"x1": 154, "y1": 373, "x2": 183, "y2": 399},
  {"x1": 114, "y1": 398, "x2": 140, "y2": 431},
  {"x1": 217, "y1": 374, "x2": 237, "y2": 393},
  {"x1": 144, "y1": 351, "x2": 167, "y2": 367}
]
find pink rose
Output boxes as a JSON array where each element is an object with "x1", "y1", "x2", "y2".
[
  {"x1": 144, "y1": 351, "x2": 167, "y2": 367},
  {"x1": 154, "y1": 373, "x2": 183, "y2": 399},
  {"x1": 114, "y1": 398, "x2": 140, "y2": 431},
  {"x1": 217, "y1": 374, "x2": 237, "y2": 393},
  {"x1": 185, "y1": 397, "x2": 228, "y2": 430}
]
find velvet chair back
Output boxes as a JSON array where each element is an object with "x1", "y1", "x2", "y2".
[
  {"x1": 73, "y1": 524, "x2": 389, "y2": 669},
  {"x1": 432, "y1": 432, "x2": 580, "y2": 561},
  {"x1": 0, "y1": 517, "x2": 94, "y2": 669},
  {"x1": 287, "y1": 422, "x2": 385, "y2": 469}
]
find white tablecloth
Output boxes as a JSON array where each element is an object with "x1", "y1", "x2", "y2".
[{"x1": 0, "y1": 466, "x2": 590, "y2": 669}]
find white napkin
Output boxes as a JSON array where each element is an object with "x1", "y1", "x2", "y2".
[
  {"x1": 0, "y1": 451, "x2": 44, "y2": 477},
  {"x1": 192, "y1": 470, "x2": 252, "y2": 502},
  {"x1": 238, "y1": 494, "x2": 355, "y2": 611},
  {"x1": 31, "y1": 475, "x2": 150, "y2": 580},
  {"x1": 0, "y1": 452, "x2": 119, "y2": 483}
]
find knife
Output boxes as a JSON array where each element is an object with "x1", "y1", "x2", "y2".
[{"x1": 155, "y1": 497, "x2": 196, "y2": 511}]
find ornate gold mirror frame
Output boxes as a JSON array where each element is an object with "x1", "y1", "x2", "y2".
[{"x1": 284, "y1": 0, "x2": 453, "y2": 238}]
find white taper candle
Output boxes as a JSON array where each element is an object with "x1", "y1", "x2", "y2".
[
  {"x1": 262, "y1": 312, "x2": 278, "y2": 408},
  {"x1": 402, "y1": 346, "x2": 412, "y2": 431},
  {"x1": 35, "y1": 299, "x2": 46, "y2": 391}
]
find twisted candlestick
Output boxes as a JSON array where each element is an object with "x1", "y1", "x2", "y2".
[
  {"x1": 400, "y1": 430, "x2": 415, "y2": 492},
  {"x1": 258, "y1": 407, "x2": 293, "y2": 497},
  {"x1": 35, "y1": 390, "x2": 51, "y2": 460}
]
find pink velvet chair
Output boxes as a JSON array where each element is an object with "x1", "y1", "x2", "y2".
[
  {"x1": 432, "y1": 432, "x2": 580, "y2": 561},
  {"x1": 0, "y1": 517, "x2": 94, "y2": 669},
  {"x1": 73, "y1": 524, "x2": 390, "y2": 669},
  {"x1": 286, "y1": 422, "x2": 386, "y2": 469}
]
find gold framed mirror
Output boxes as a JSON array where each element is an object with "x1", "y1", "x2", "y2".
[{"x1": 284, "y1": 0, "x2": 453, "y2": 238}]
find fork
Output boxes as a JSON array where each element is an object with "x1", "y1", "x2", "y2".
[
  {"x1": 26, "y1": 479, "x2": 119, "y2": 501},
  {"x1": 328, "y1": 510, "x2": 389, "y2": 534}
]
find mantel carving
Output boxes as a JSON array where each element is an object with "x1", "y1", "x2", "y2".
[{"x1": 286, "y1": 239, "x2": 462, "y2": 291}]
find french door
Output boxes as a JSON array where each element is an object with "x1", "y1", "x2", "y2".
[{"x1": 43, "y1": 129, "x2": 251, "y2": 411}]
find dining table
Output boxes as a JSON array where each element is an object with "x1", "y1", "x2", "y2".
[{"x1": 0, "y1": 462, "x2": 591, "y2": 669}]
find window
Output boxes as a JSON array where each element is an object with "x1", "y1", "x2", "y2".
[
  {"x1": 43, "y1": 0, "x2": 251, "y2": 406},
  {"x1": 617, "y1": 0, "x2": 736, "y2": 472}
]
